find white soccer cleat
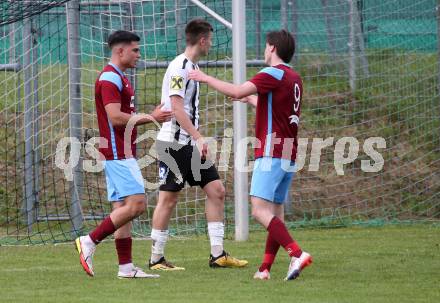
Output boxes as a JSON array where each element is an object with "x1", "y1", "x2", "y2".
[
  {"x1": 118, "y1": 266, "x2": 160, "y2": 279},
  {"x1": 285, "y1": 251, "x2": 313, "y2": 281},
  {"x1": 75, "y1": 236, "x2": 96, "y2": 277},
  {"x1": 253, "y1": 269, "x2": 271, "y2": 280}
]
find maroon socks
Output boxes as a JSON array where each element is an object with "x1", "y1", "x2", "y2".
[
  {"x1": 266, "y1": 216, "x2": 302, "y2": 258},
  {"x1": 115, "y1": 237, "x2": 132, "y2": 265},
  {"x1": 258, "y1": 232, "x2": 280, "y2": 272},
  {"x1": 89, "y1": 216, "x2": 117, "y2": 244}
]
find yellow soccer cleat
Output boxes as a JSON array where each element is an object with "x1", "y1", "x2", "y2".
[
  {"x1": 209, "y1": 251, "x2": 248, "y2": 268},
  {"x1": 148, "y1": 257, "x2": 185, "y2": 271}
]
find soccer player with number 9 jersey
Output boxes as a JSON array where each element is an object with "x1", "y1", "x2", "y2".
[{"x1": 189, "y1": 29, "x2": 312, "y2": 281}]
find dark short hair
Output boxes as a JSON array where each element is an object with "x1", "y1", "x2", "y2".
[
  {"x1": 185, "y1": 19, "x2": 213, "y2": 45},
  {"x1": 107, "y1": 30, "x2": 140, "y2": 48},
  {"x1": 266, "y1": 30, "x2": 295, "y2": 63}
]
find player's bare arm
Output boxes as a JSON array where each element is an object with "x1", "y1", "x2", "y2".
[
  {"x1": 188, "y1": 69, "x2": 257, "y2": 99},
  {"x1": 105, "y1": 103, "x2": 172, "y2": 126},
  {"x1": 227, "y1": 95, "x2": 257, "y2": 106},
  {"x1": 170, "y1": 95, "x2": 208, "y2": 158}
]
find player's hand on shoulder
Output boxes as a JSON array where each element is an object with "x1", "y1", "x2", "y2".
[
  {"x1": 151, "y1": 104, "x2": 173, "y2": 123},
  {"x1": 188, "y1": 70, "x2": 209, "y2": 83}
]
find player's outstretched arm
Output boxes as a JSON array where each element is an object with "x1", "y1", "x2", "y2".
[{"x1": 189, "y1": 70, "x2": 257, "y2": 100}]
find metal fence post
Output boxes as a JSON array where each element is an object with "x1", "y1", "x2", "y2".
[
  {"x1": 281, "y1": 0, "x2": 288, "y2": 30},
  {"x1": 255, "y1": 0, "x2": 261, "y2": 59},
  {"x1": 23, "y1": 17, "x2": 35, "y2": 232},
  {"x1": 437, "y1": 0, "x2": 440, "y2": 150},
  {"x1": 322, "y1": 0, "x2": 338, "y2": 60},
  {"x1": 291, "y1": 0, "x2": 299, "y2": 65},
  {"x1": 349, "y1": 0, "x2": 356, "y2": 92},
  {"x1": 66, "y1": 0, "x2": 84, "y2": 235},
  {"x1": 32, "y1": 21, "x2": 40, "y2": 220},
  {"x1": 176, "y1": 0, "x2": 183, "y2": 53},
  {"x1": 354, "y1": 0, "x2": 369, "y2": 77},
  {"x1": 123, "y1": 2, "x2": 137, "y2": 94},
  {"x1": 9, "y1": 23, "x2": 15, "y2": 64}
]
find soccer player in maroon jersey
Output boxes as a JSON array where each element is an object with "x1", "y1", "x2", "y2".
[
  {"x1": 189, "y1": 30, "x2": 312, "y2": 281},
  {"x1": 74, "y1": 30, "x2": 172, "y2": 278}
]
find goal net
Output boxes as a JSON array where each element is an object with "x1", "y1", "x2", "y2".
[{"x1": 0, "y1": 0, "x2": 439, "y2": 245}]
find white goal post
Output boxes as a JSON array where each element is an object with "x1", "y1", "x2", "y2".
[{"x1": 190, "y1": 0, "x2": 249, "y2": 241}]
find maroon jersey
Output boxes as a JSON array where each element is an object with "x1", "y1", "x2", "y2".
[
  {"x1": 249, "y1": 64, "x2": 303, "y2": 161},
  {"x1": 95, "y1": 63, "x2": 136, "y2": 160}
]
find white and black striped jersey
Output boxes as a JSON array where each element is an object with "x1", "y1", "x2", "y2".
[{"x1": 157, "y1": 53, "x2": 200, "y2": 145}]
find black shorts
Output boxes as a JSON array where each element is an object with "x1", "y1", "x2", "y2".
[{"x1": 156, "y1": 140, "x2": 220, "y2": 192}]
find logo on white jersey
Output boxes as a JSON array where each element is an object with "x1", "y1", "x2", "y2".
[{"x1": 170, "y1": 76, "x2": 183, "y2": 90}]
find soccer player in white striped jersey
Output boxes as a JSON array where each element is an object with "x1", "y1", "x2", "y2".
[{"x1": 148, "y1": 19, "x2": 248, "y2": 271}]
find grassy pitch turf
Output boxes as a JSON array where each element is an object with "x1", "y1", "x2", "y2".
[{"x1": 0, "y1": 225, "x2": 439, "y2": 303}]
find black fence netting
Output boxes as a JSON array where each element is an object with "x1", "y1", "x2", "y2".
[{"x1": 0, "y1": 0, "x2": 71, "y2": 26}]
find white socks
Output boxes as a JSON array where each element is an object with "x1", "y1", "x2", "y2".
[
  {"x1": 150, "y1": 223, "x2": 224, "y2": 261},
  {"x1": 150, "y1": 229, "x2": 169, "y2": 263},
  {"x1": 208, "y1": 222, "x2": 224, "y2": 257},
  {"x1": 118, "y1": 262, "x2": 134, "y2": 273}
]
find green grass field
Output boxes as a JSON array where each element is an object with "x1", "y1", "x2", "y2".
[{"x1": 0, "y1": 226, "x2": 439, "y2": 303}]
